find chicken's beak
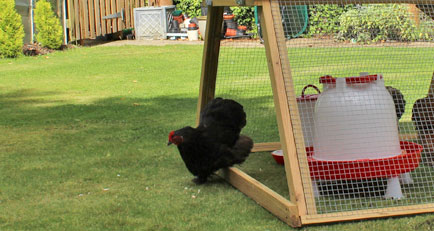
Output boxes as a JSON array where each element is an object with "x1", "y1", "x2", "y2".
[{"x1": 167, "y1": 141, "x2": 173, "y2": 146}]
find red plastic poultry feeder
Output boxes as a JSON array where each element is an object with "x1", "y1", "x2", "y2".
[
  {"x1": 273, "y1": 141, "x2": 423, "y2": 199},
  {"x1": 307, "y1": 141, "x2": 422, "y2": 181}
]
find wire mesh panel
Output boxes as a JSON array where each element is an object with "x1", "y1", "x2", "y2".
[
  {"x1": 272, "y1": 1, "x2": 434, "y2": 216},
  {"x1": 215, "y1": 39, "x2": 278, "y2": 143}
]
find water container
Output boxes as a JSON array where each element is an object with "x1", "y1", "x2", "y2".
[
  {"x1": 297, "y1": 85, "x2": 320, "y2": 147},
  {"x1": 187, "y1": 23, "x2": 199, "y2": 41},
  {"x1": 313, "y1": 74, "x2": 401, "y2": 161}
]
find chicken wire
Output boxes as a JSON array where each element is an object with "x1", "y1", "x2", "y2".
[
  {"x1": 273, "y1": 1, "x2": 434, "y2": 215},
  {"x1": 215, "y1": 38, "x2": 278, "y2": 143},
  {"x1": 213, "y1": 1, "x2": 434, "y2": 216}
]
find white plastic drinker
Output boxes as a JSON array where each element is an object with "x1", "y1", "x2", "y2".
[{"x1": 313, "y1": 74, "x2": 401, "y2": 161}]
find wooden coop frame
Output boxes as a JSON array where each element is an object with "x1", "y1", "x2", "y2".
[{"x1": 197, "y1": 0, "x2": 434, "y2": 227}]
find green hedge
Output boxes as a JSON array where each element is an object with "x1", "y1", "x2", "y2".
[
  {"x1": 0, "y1": 0, "x2": 25, "y2": 58},
  {"x1": 230, "y1": 7, "x2": 255, "y2": 29},
  {"x1": 337, "y1": 4, "x2": 433, "y2": 43},
  {"x1": 306, "y1": 4, "x2": 353, "y2": 37},
  {"x1": 34, "y1": 0, "x2": 63, "y2": 49},
  {"x1": 174, "y1": 0, "x2": 201, "y2": 18}
]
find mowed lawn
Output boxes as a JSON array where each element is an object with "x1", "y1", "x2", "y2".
[{"x1": 1, "y1": 44, "x2": 434, "y2": 230}]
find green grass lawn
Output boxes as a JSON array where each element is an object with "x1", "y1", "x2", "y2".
[{"x1": 1, "y1": 44, "x2": 434, "y2": 230}]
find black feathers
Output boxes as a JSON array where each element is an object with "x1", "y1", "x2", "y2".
[
  {"x1": 386, "y1": 86, "x2": 406, "y2": 121},
  {"x1": 412, "y1": 97, "x2": 434, "y2": 132},
  {"x1": 168, "y1": 98, "x2": 253, "y2": 184}
]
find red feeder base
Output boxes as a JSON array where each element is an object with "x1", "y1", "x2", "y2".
[{"x1": 307, "y1": 141, "x2": 423, "y2": 180}]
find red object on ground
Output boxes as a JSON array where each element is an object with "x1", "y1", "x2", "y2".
[{"x1": 271, "y1": 150, "x2": 284, "y2": 165}]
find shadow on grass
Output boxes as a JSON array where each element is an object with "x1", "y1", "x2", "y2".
[
  {"x1": 0, "y1": 89, "x2": 198, "y2": 131},
  {"x1": 0, "y1": 89, "x2": 200, "y2": 186},
  {"x1": 0, "y1": 88, "x2": 285, "y2": 193}
]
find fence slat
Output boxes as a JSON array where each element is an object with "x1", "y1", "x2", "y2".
[
  {"x1": 67, "y1": 0, "x2": 74, "y2": 41},
  {"x1": 74, "y1": 0, "x2": 81, "y2": 40},
  {"x1": 124, "y1": 0, "x2": 129, "y2": 29},
  {"x1": 94, "y1": 0, "x2": 101, "y2": 36},
  {"x1": 120, "y1": 0, "x2": 125, "y2": 31},
  {"x1": 100, "y1": 0, "x2": 106, "y2": 35},
  {"x1": 117, "y1": 0, "x2": 121, "y2": 31},
  {"x1": 88, "y1": 0, "x2": 95, "y2": 38},
  {"x1": 110, "y1": 0, "x2": 117, "y2": 32},
  {"x1": 130, "y1": 0, "x2": 135, "y2": 28},
  {"x1": 105, "y1": 0, "x2": 111, "y2": 34},
  {"x1": 84, "y1": 0, "x2": 90, "y2": 38},
  {"x1": 116, "y1": 0, "x2": 121, "y2": 31}
]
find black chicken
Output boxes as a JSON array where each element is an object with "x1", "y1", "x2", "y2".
[
  {"x1": 386, "y1": 86, "x2": 406, "y2": 121},
  {"x1": 412, "y1": 97, "x2": 434, "y2": 132},
  {"x1": 168, "y1": 98, "x2": 253, "y2": 184},
  {"x1": 199, "y1": 97, "x2": 247, "y2": 146}
]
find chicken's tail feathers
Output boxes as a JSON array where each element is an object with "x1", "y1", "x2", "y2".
[{"x1": 230, "y1": 135, "x2": 253, "y2": 164}]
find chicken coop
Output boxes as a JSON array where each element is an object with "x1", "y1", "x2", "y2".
[{"x1": 197, "y1": 0, "x2": 434, "y2": 227}]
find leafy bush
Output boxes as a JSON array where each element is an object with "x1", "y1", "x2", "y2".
[
  {"x1": 34, "y1": 0, "x2": 63, "y2": 49},
  {"x1": 417, "y1": 15, "x2": 434, "y2": 41},
  {"x1": 337, "y1": 4, "x2": 430, "y2": 43},
  {"x1": 0, "y1": 0, "x2": 25, "y2": 58},
  {"x1": 230, "y1": 7, "x2": 255, "y2": 29},
  {"x1": 174, "y1": 0, "x2": 202, "y2": 18},
  {"x1": 306, "y1": 4, "x2": 354, "y2": 37}
]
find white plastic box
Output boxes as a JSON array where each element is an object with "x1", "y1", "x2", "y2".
[{"x1": 134, "y1": 6, "x2": 175, "y2": 39}]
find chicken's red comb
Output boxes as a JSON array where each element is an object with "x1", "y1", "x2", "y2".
[{"x1": 168, "y1": 131, "x2": 175, "y2": 141}]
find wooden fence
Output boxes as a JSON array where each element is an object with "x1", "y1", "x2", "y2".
[{"x1": 66, "y1": 0, "x2": 146, "y2": 41}]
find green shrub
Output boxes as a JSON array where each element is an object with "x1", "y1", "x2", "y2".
[
  {"x1": 417, "y1": 16, "x2": 434, "y2": 41},
  {"x1": 174, "y1": 0, "x2": 202, "y2": 18},
  {"x1": 306, "y1": 4, "x2": 354, "y2": 37},
  {"x1": 337, "y1": 4, "x2": 429, "y2": 43},
  {"x1": 230, "y1": 7, "x2": 255, "y2": 29},
  {"x1": 34, "y1": 0, "x2": 63, "y2": 49},
  {"x1": 0, "y1": 0, "x2": 25, "y2": 58}
]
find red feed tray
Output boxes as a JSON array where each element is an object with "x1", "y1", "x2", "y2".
[{"x1": 307, "y1": 141, "x2": 423, "y2": 180}]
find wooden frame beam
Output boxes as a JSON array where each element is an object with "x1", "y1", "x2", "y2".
[
  {"x1": 252, "y1": 142, "x2": 281, "y2": 152},
  {"x1": 196, "y1": 6, "x2": 225, "y2": 124},
  {"x1": 260, "y1": 0, "x2": 317, "y2": 218},
  {"x1": 222, "y1": 167, "x2": 301, "y2": 227},
  {"x1": 301, "y1": 204, "x2": 434, "y2": 224}
]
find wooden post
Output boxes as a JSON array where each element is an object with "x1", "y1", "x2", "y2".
[
  {"x1": 260, "y1": 0, "x2": 317, "y2": 216},
  {"x1": 427, "y1": 72, "x2": 434, "y2": 97},
  {"x1": 196, "y1": 5, "x2": 225, "y2": 124},
  {"x1": 409, "y1": 4, "x2": 420, "y2": 26}
]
